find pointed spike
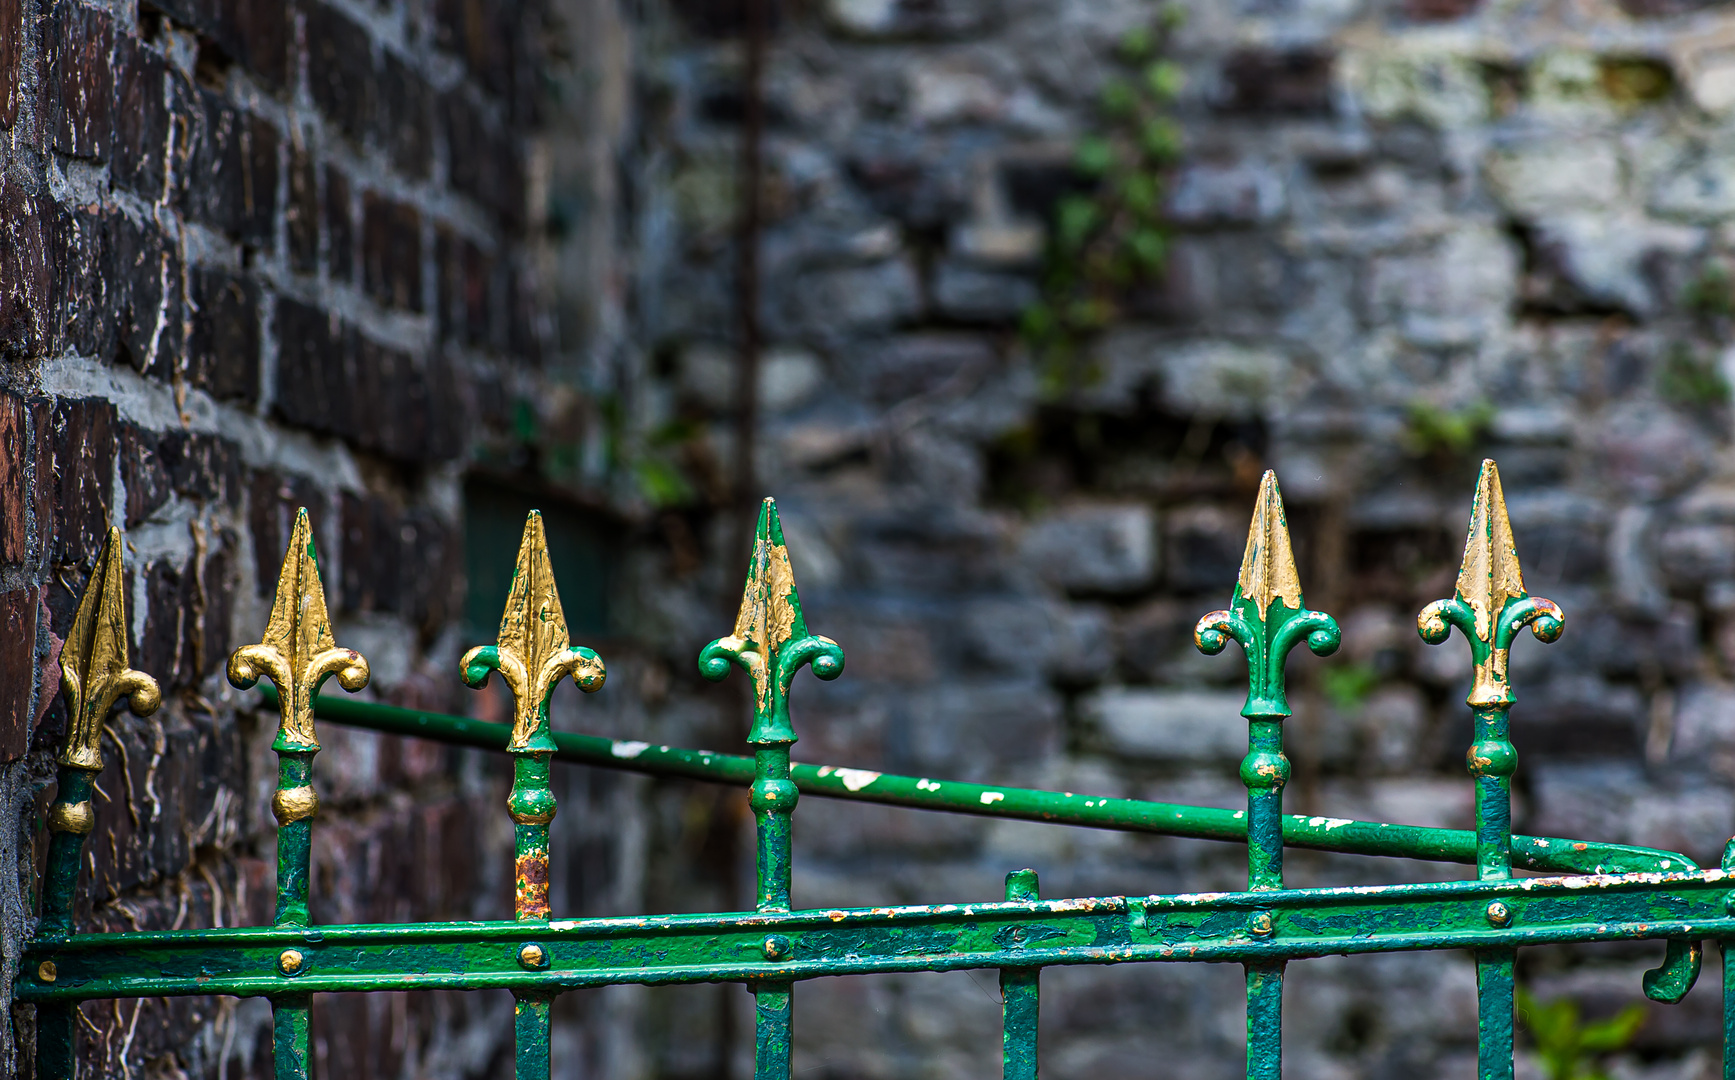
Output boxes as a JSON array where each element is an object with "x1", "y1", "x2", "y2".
[
  {"x1": 497, "y1": 510, "x2": 571, "y2": 679},
  {"x1": 1454, "y1": 459, "x2": 1527, "y2": 644},
  {"x1": 1235, "y1": 471, "x2": 1305, "y2": 621},
  {"x1": 264, "y1": 509, "x2": 338, "y2": 666},
  {"x1": 59, "y1": 528, "x2": 161, "y2": 771},
  {"x1": 731, "y1": 497, "x2": 806, "y2": 651}
]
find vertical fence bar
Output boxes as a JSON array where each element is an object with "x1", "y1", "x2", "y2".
[
  {"x1": 1001, "y1": 869, "x2": 1040, "y2": 1080},
  {"x1": 1418, "y1": 461, "x2": 1563, "y2": 1080},
  {"x1": 461, "y1": 510, "x2": 607, "y2": 1080},
  {"x1": 1724, "y1": 940, "x2": 1735, "y2": 1080},
  {"x1": 1196, "y1": 473, "x2": 1340, "y2": 1080},
  {"x1": 701, "y1": 498, "x2": 845, "y2": 1080},
  {"x1": 35, "y1": 528, "x2": 163, "y2": 1078},
  {"x1": 228, "y1": 508, "x2": 371, "y2": 1080}
]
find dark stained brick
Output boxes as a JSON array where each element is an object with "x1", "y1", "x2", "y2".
[
  {"x1": 50, "y1": 396, "x2": 116, "y2": 567},
  {"x1": 378, "y1": 52, "x2": 433, "y2": 179},
  {"x1": 56, "y1": 202, "x2": 117, "y2": 361},
  {"x1": 306, "y1": 1, "x2": 376, "y2": 146},
  {"x1": 327, "y1": 165, "x2": 356, "y2": 283},
  {"x1": 39, "y1": 1, "x2": 114, "y2": 161},
  {"x1": 287, "y1": 145, "x2": 319, "y2": 274},
  {"x1": 138, "y1": 555, "x2": 190, "y2": 687},
  {"x1": 112, "y1": 213, "x2": 182, "y2": 376},
  {"x1": 199, "y1": 528, "x2": 238, "y2": 675},
  {"x1": 1217, "y1": 48, "x2": 1336, "y2": 115},
  {"x1": 272, "y1": 297, "x2": 352, "y2": 439},
  {"x1": 232, "y1": 0, "x2": 290, "y2": 90},
  {"x1": 181, "y1": 91, "x2": 278, "y2": 244},
  {"x1": 434, "y1": 227, "x2": 493, "y2": 345},
  {"x1": 1406, "y1": 0, "x2": 1482, "y2": 17},
  {"x1": 186, "y1": 268, "x2": 261, "y2": 404},
  {"x1": 159, "y1": 432, "x2": 242, "y2": 506},
  {"x1": 118, "y1": 422, "x2": 171, "y2": 528},
  {"x1": 0, "y1": 392, "x2": 26, "y2": 563},
  {"x1": 443, "y1": 90, "x2": 522, "y2": 230},
  {"x1": 362, "y1": 193, "x2": 423, "y2": 311},
  {"x1": 28, "y1": 397, "x2": 51, "y2": 560},
  {"x1": 0, "y1": 176, "x2": 57, "y2": 357},
  {"x1": 248, "y1": 470, "x2": 328, "y2": 595},
  {"x1": 0, "y1": 586, "x2": 38, "y2": 762},
  {"x1": 0, "y1": 0, "x2": 20, "y2": 128},
  {"x1": 111, "y1": 38, "x2": 173, "y2": 198}
]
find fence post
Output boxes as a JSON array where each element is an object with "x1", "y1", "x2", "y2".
[
  {"x1": 227, "y1": 507, "x2": 371, "y2": 1080},
  {"x1": 1001, "y1": 869, "x2": 1040, "y2": 1080},
  {"x1": 461, "y1": 510, "x2": 607, "y2": 1080},
  {"x1": 1418, "y1": 460, "x2": 1563, "y2": 1080},
  {"x1": 35, "y1": 528, "x2": 163, "y2": 1079},
  {"x1": 1196, "y1": 471, "x2": 1340, "y2": 1080},
  {"x1": 701, "y1": 498, "x2": 845, "y2": 1080}
]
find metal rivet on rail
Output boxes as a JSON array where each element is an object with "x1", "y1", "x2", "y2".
[
  {"x1": 37, "y1": 961, "x2": 56, "y2": 983},
  {"x1": 519, "y1": 943, "x2": 549, "y2": 970},
  {"x1": 1486, "y1": 901, "x2": 1513, "y2": 928},
  {"x1": 1725, "y1": 892, "x2": 1735, "y2": 916},
  {"x1": 1248, "y1": 912, "x2": 1275, "y2": 937},
  {"x1": 763, "y1": 935, "x2": 793, "y2": 961},
  {"x1": 278, "y1": 949, "x2": 306, "y2": 976}
]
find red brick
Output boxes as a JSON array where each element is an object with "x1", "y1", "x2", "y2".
[
  {"x1": 50, "y1": 396, "x2": 116, "y2": 567},
  {"x1": 39, "y1": 2, "x2": 114, "y2": 160},
  {"x1": 55, "y1": 202, "x2": 116, "y2": 361},
  {"x1": 0, "y1": 0, "x2": 19, "y2": 128},
  {"x1": 113, "y1": 213, "x2": 182, "y2": 376},
  {"x1": 0, "y1": 176, "x2": 56, "y2": 356},
  {"x1": 111, "y1": 38, "x2": 173, "y2": 198},
  {"x1": 0, "y1": 586, "x2": 38, "y2": 762}
]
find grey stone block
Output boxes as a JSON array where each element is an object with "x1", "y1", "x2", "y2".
[{"x1": 1021, "y1": 503, "x2": 1157, "y2": 594}]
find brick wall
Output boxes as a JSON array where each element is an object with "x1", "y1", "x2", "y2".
[{"x1": 0, "y1": 0, "x2": 624, "y2": 1073}]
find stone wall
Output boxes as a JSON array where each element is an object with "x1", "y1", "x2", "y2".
[
  {"x1": 0, "y1": 0, "x2": 631, "y2": 1072},
  {"x1": 603, "y1": 0, "x2": 1735, "y2": 1076}
]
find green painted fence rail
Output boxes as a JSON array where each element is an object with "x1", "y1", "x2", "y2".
[{"x1": 22, "y1": 460, "x2": 1735, "y2": 1080}]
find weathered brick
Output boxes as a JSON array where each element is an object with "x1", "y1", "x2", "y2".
[
  {"x1": 39, "y1": 1, "x2": 114, "y2": 160},
  {"x1": 0, "y1": 392, "x2": 26, "y2": 563},
  {"x1": 138, "y1": 556, "x2": 190, "y2": 687},
  {"x1": 506, "y1": 260, "x2": 544, "y2": 362},
  {"x1": 0, "y1": 176, "x2": 56, "y2": 356},
  {"x1": 287, "y1": 145, "x2": 319, "y2": 274},
  {"x1": 159, "y1": 431, "x2": 243, "y2": 506},
  {"x1": 327, "y1": 165, "x2": 356, "y2": 282},
  {"x1": 231, "y1": 0, "x2": 290, "y2": 90},
  {"x1": 49, "y1": 396, "x2": 116, "y2": 567},
  {"x1": 0, "y1": 586, "x2": 38, "y2": 762},
  {"x1": 272, "y1": 297, "x2": 353, "y2": 439},
  {"x1": 249, "y1": 469, "x2": 328, "y2": 595},
  {"x1": 182, "y1": 91, "x2": 278, "y2": 244},
  {"x1": 0, "y1": 0, "x2": 20, "y2": 128},
  {"x1": 443, "y1": 90, "x2": 522, "y2": 229},
  {"x1": 378, "y1": 52, "x2": 433, "y2": 179},
  {"x1": 306, "y1": 1, "x2": 376, "y2": 146},
  {"x1": 1217, "y1": 48, "x2": 1335, "y2": 115},
  {"x1": 28, "y1": 397, "x2": 51, "y2": 559},
  {"x1": 187, "y1": 268, "x2": 261, "y2": 403},
  {"x1": 111, "y1": 38, "x2": 173, "y2": 198},
  {"x1": 55, "y1": 202, "x2": 117, "y2": 360},
  {"x1": 118, "y1": 422, "x2": 171, "y2": 528},
  {"x1": 112, "y1": 213, "x2": 182, "y2": 376},
  {"x1": 362, "y1": 193, "x2": 423, "y2": 311}
]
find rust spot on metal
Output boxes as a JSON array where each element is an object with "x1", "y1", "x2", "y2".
[{"x1": 516, "y1": 854, "x2": 551, "y2": 919}]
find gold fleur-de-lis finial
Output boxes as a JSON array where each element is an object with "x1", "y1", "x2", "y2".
[
  {"x1": 57, "y1": 527, "x2": 162, "y2": 775},
  {"x1": 1236, "y1": 472, "x2": 1305, "y2": 622},
  {"x1": 228, "y1": 508, "x2": 370, "y2": 756},
  {"x1": 1419, "y1": 460, "x2": 1563, "y2": 707},
  {"x1": 461, "y1": 511, "x2": 606, "y2": 754}
]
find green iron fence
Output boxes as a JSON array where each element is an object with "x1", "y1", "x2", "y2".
[{"x1": 20, "y1": 458, "x2": 1727, "y2": 1079}]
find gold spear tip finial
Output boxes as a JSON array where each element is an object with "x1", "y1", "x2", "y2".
[
  {"x1": 730, "y1": 497, "x2": 805, "y2": 652},
  {"x1": 496, "y1": 509, "x2": 572, "y2": 675},
  {"x1": 1454, "y1": 458, "x2": 1527, "y2": 644},
  {"x1": 58, "y1": 526, "x2": 162, "y2": 771},
  {"x1": 1235, "y1": 470, "x2": 1304, "y2": 621}
]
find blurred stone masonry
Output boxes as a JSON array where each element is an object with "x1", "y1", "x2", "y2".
[
  {"x1": 606, "y1": 0, "x2": 1735, "y2": 1075},
  {"x1": 0, "y1": 0, "x2": 636, "y2": 1070}
]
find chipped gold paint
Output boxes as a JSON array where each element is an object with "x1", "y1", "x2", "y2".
[
  {"x1": 1236, "y1": 472, "x2": 1304, "y2": 620},
  {"x1": 728, "y1": 534, "x2": 798, "y2": 711},
  {"x1": 272, "y1": 786, "x2": 319, "y2": 825},
  {"x1": 228, "y1": 509, "x2": 370, "y2": 752},
  {"x1": 461, "y1": 511, "x2": 606, "y2": 753},
  {"x1": 58, "y1": 527, "x2": 162, "y2": 772},
  {"x1": 46, "y1": 801, "x2": 94, "y2": 836},
  {"x1": 1455, "y1": 460, "x2": 1525, "y2": 647}
]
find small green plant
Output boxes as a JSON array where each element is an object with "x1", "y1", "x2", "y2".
[
  {"x1": 1658, "y1": 344, "x2": 1729, "y2": 408},
  {"x1": 1516, "y1": 988, "x2": 1645, "y2": 1080},
  {"x1": 1320, "y1": 662, "x2": 1380, "y2": 712},
  {"x1": 1023, "y1": 7, "x2": 1186, "y2": 392},
  {"x1": 1683, "y1": 262, "x2": 1733, "y2": 319},
  {"x1": 1401, "y1": 401, "x2": 1495, "y2": 459}
]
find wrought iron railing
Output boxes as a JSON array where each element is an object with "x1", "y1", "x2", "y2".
[{"x1": 21, "y1": 460, "x2": 1725, "y2": 1080}]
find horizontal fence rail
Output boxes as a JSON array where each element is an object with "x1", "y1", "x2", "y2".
[{"x1": 22, "y1": 460, "x2": 1735, "y2": 1080}]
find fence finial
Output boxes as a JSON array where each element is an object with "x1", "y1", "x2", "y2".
[
  {"x1": 1195, "y1": 471, "x2": 1340, "y2": 720},
  {"x1": 56, "y1": 526, "x2": 161, "y2": 777},
  {"x1": 228, "y1": 508, "x2": 370, "y2": 754},
  {"x1": 1418, "y1": 459, "x2": 1563, "y2": 710},
  {"x1": 700, "y1": 497, "x2": 843, "y2": 746},
  {"x1": 460, "y1": 510, "x2": 606, "y2": 755}
]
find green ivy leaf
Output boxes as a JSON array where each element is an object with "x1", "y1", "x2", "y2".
[
  {"x1": 1057, "y1": 196, "x2": 1101, "y2": 251},
  {"x1": 1145, "y1": 61, "x2": 1185, "y2": 100},
  {"x1": 1101, "y1": 78, "x2": 1138, "y2": 117},
  {"x1": 1118, "y1": 27, "x2": 1154, "y2": 61},
  {"x1": 1140, "y1": 118, "x2": 1183, "y2": 162},
  {"x1": 1128, "y1": 227, "x2": 1166, "y2": 270},
  {"x1": 1075, "y1": 136, "x2": 1116, "y2": 177}
]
